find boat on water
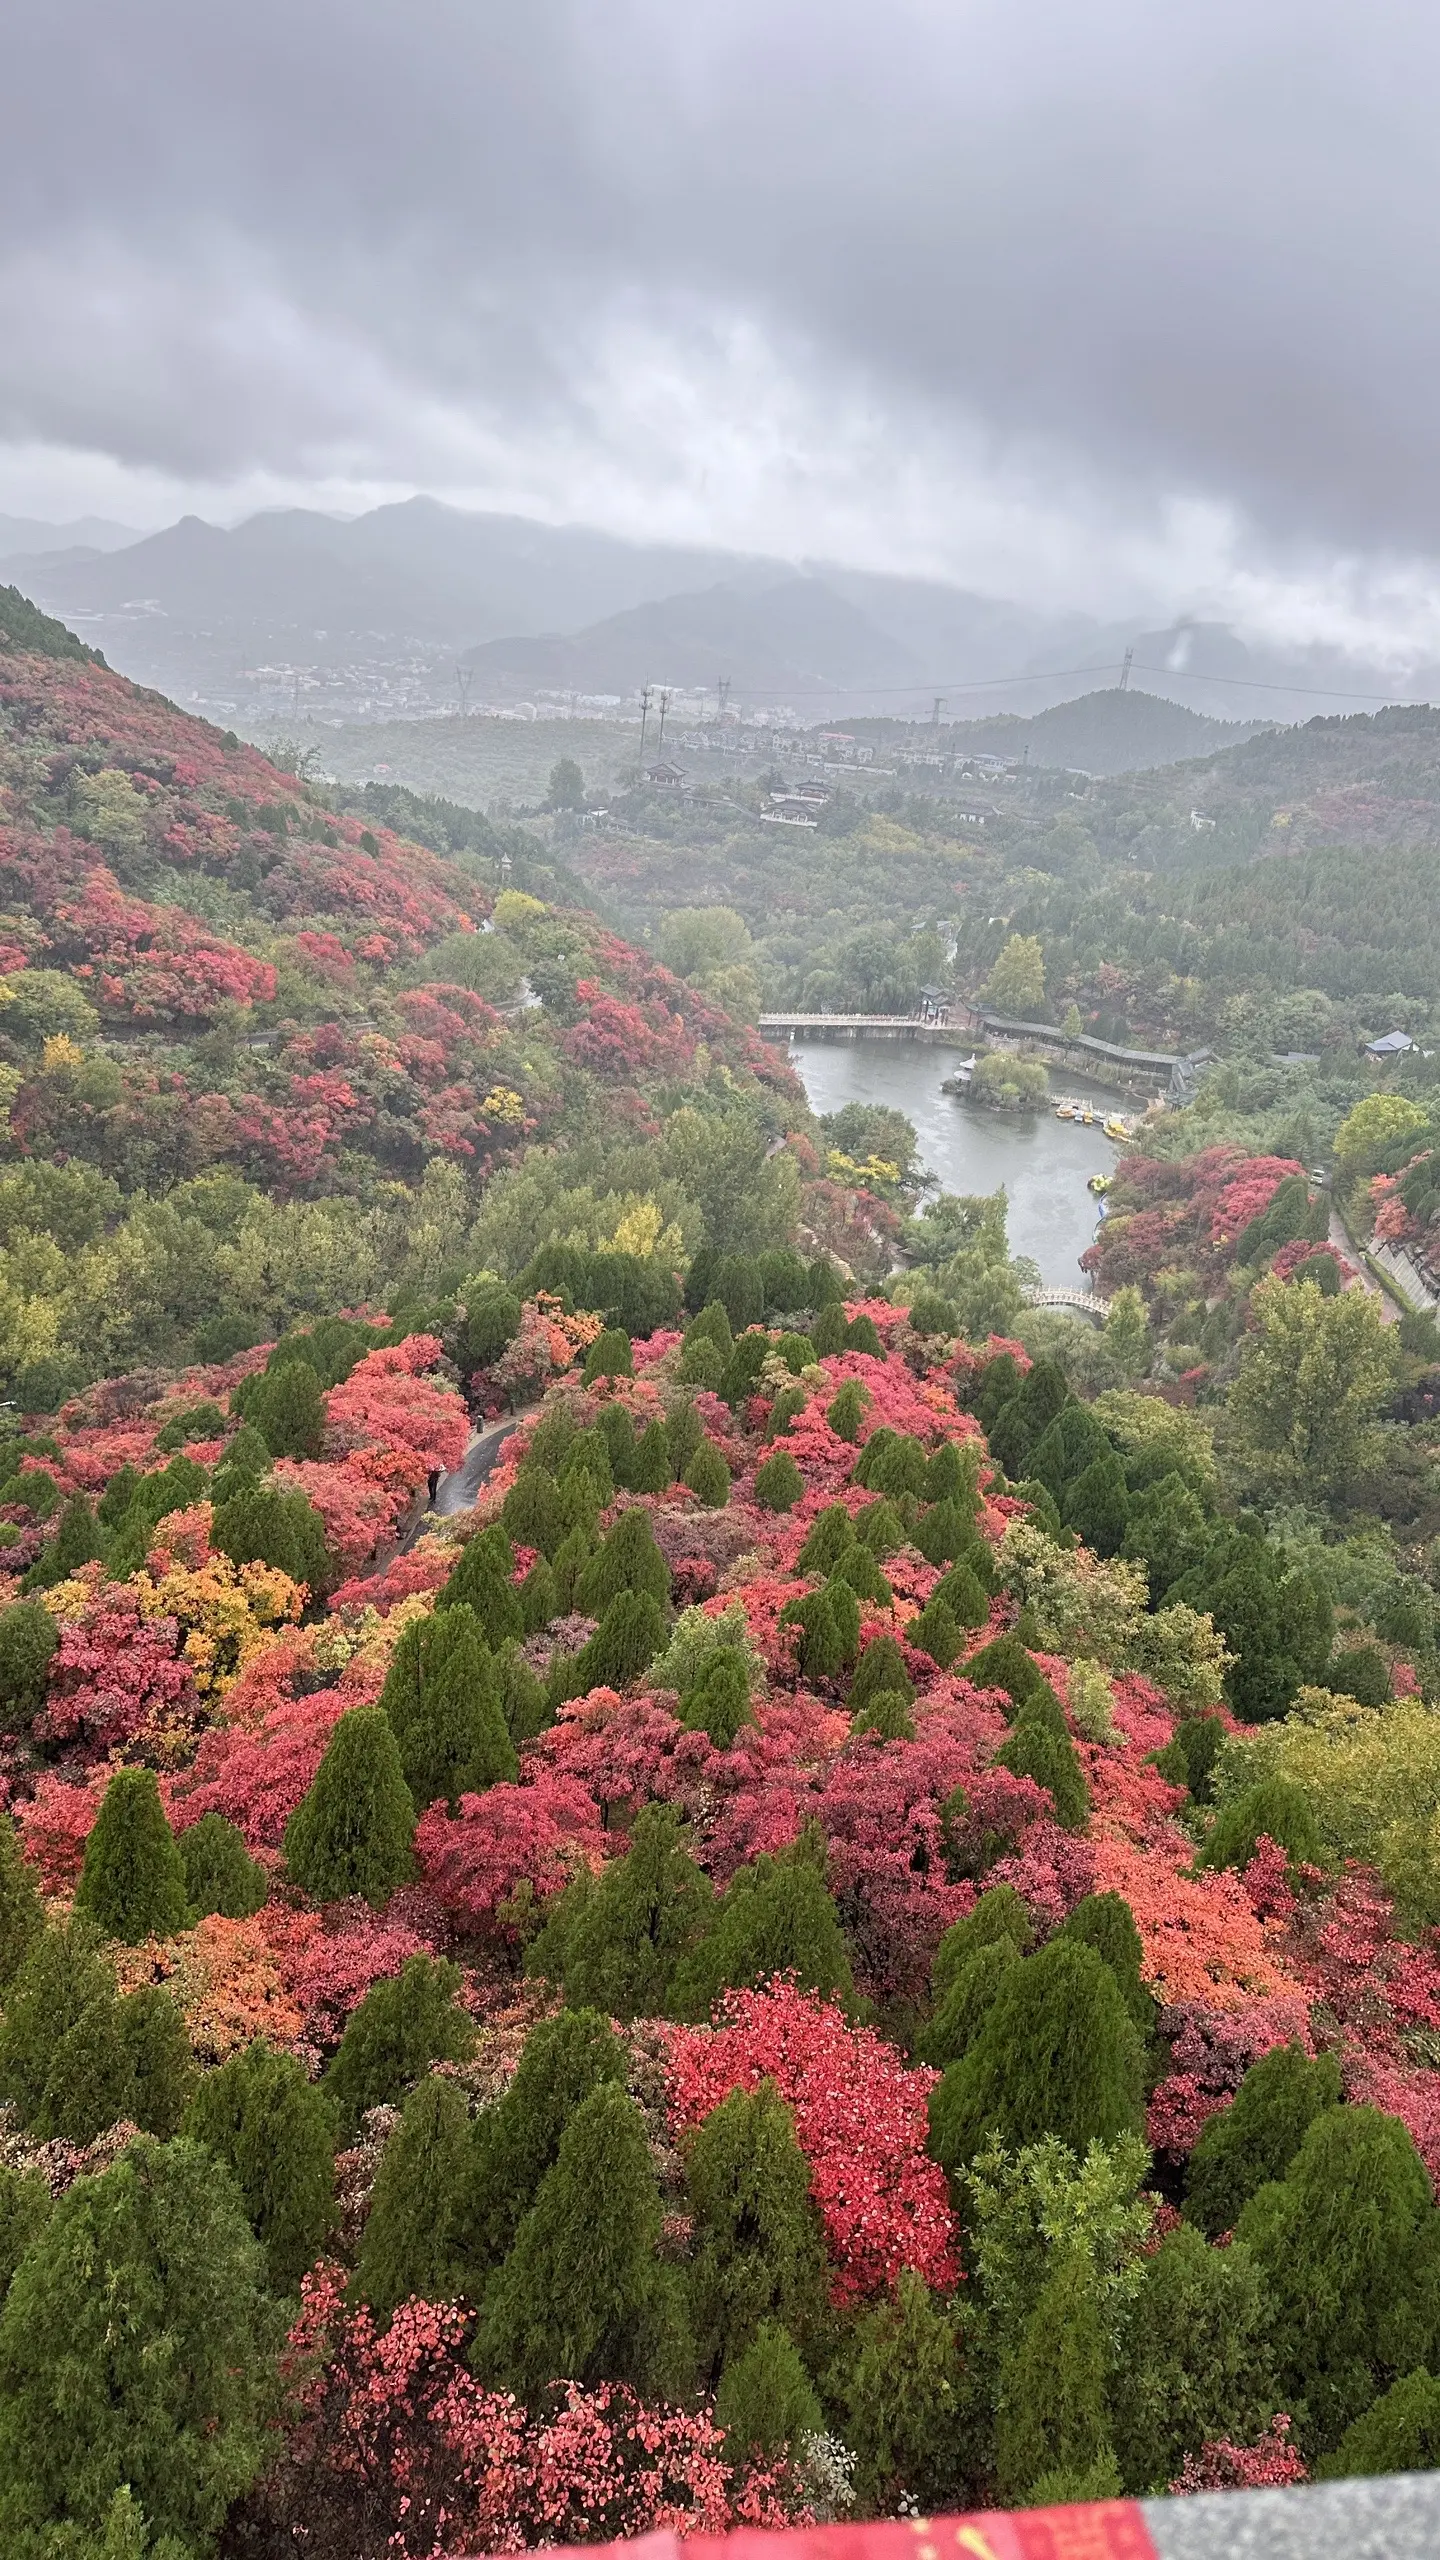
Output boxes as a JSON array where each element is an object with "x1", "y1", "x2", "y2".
[
  {"x1": 1103, "y1": 1114, "x2": 1137, "y2": 1142},
  {"x1": 1088, "y1": 1171, "x2": 1111, "y2": 1196},
  {"x1": 1055, "y1": 1098, "x2": 1080, "y2": 1120}
]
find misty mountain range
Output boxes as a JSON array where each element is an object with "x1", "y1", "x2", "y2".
[{"x1": 3, "y1": 497, "x2": 1435, "y2": 733}]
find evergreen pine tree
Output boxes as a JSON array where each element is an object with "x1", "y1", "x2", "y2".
[
  {"x1": 0, "y1": 1600, "x2": 58, "y2": 1731},
  {"x1": 686, "y1": 2081, "x2": 826, "y2": 2377},
  {"x1": 995, "y1": 1698, "x2": 1091, "y2": 1830},
  {"x1": 177, "y1": 1811, "x2": 268, "y2": 1920},
  {"x1": 856, "y1": 1495, "x2": 906, "y2": 1556},
  {"x1": 26, "y1": 1492, "x2": 104, "y2": 1590},
  {"x1": 851, "y1": 1688, "x2": 917, "y2": 1741},
  {"x1": 910, "y1": 1597, "x2": 962, "y2": 1669},
  {"x1": 560, "y1": 1433, "x2": 614, "y2": 1503},
  {"x1": 929, "y1": 1940, "x2": 1145, "y2": 2174},
  {"x1": 436, "y1": 1538, "x2": 524, "y2": 1647},
  {"x1": 854, "y1": 1431, "x2": 926, "y2": 1496},
  {"x1": 0, "y1": 1813, "x2": 43, "y2": 1986},
  {"x1": 715, "y1": 2321, "x2": 822, "y2": 2460},
  {"x1": 531, "y1": 1806, "x2": 713, "y2": 2020},
  {"x1": 552, "y1": 1522, "x2": 594, "y2": 1612},
  {"x1": 833, "y1": 1542, "x2": 893, "y2": 1606},
  {"x1": 915, "y1": 1498, "x2": 981, "y2": 1568},
  {"x1": 630, "y1": 1418, "x2": 673, "y2": 1492},
  {"x1": 669, "y1": 1851, "x2": 853, "y2": 2021},
  {"x1": 917, "y1": 1936, "x2": 1021, "y2": 2068},
  {"x1": 753, "y1": 1449, "x2": 804, "y2": 1513},
  {"x1": 1060, "y1": 1891, "x2": 1155, "y2": 2036},
  {"x1": 987, "y1": 1360, "x2": 1070, "y2": 1479},
  {"x1": 796, "y1": 1502, "x2": 855, "y2": 1574},
  {"x1": 924, "y1": 1440, "x2": 980, "y2": 1507},
  {"x1": 678, "y1": 1332, "x2": 726, "y2": 1389},
  {"x1": 475, "y1": 2082, "x2": 679, "y2": 2398},
  {"x1": 211, "y1": 1483, "x2": 329, "y2": 1588},
  {"x1": 518, "y1": 1555, "x2": 560, "y2": 1633},
  {"x1": 185, "y1": 2039, "x2": 336, "y2": 2290},
  {"x1": 849, "y1": 1633, "x2": 916, "y2": 1711},
  {"x1": 353, "y1": 2074, "x2": 476, "y2": 2319},
  {"x1": 0, "y1": 1918, "x2": 115, "y2": 2124},
  {"x1": 0, "y1": 2136, "x2": 278, "y2": 2551},
  {"x1": 569, "y1": 1589, "x2": 667, "y2": 1693},
  {"x1": 0, "y1": 2163, "x2": 50, "y2": 2306},
  {"x1": 1196, "y1": 1776, "x2": 1322, "y2": 1874},
  {"x1": 810, "y1": 1301, "x2": 847, "y2": 1357},
  {"x1": 963, "y1": 1633, "x2": 1049, "y2": 1713},
  {"x1": 502, "y1": 1467, "x2": 564, "y2": 1558},
  {"x1": 582, "y1": 1327, "x2": 634, "y2": 1385},
  {"x1": 470, "y1": 2009, "x2": 628, "y2": 2273},
  {"x1": 595, "y1": 1401, "x2": 638, "y2": 1488},
  {"x1": 74, "y1": 1769, "x2": 191, "y2": 1946},
  {"x1": 685, "y1": 1300, "x2": 734, "y2": 1357},
  {"x1": 823, "y1": 1572, "x2": 861, "y2": 1663},
  {"x1": 35, "y1": 1992, "x2": 136, "y2": 2144},
  {"x1": 323, "y1": 1953, "x2": 476, "y2": 2141},
  {"x1": 575, "y1": 1507, "x2": 670, "y2": 1614},
  {"x1": 835, "y1": 2270, "x2": 967, "y2": 2517},
  {"x1": 781, "y1": 1585, "x2": 848, "y2": 1682},
  {"x1": 1110, "y1": 2225, "x2": 1275, "y2": 2494},
  {"x1": 404, "y1": 1621, "x2": 517, "y2": 1810},
  {"x1": 237, "y1": 1357, "x2": 326, "y2": 1459},
  {"x1": 209, "y1": 1421, "x2": 271, "y2": 1505},
  {"x1": 931, "y1": 1560, "x2": 989, "y2": 1627},
  {"x1": 1236, "y1": 2104, "x2": 1440, "y2": 2452},
  {"x1": 497, "y1": 1639, "x2": 552, "y2": 1745},
  {"x1": 1318, "y1": 2368, "x2": 1440, "y2": 2479},
  {"x1": 826, "y1": 1381, "x2": 867, "y2": 1443},
  {"x1": 284, "y1": 1707, "x2": 415, "y2": 1908},
  {"x1": 994, "y1": 2251, "x2": 1113, "y2": 2501},
  {"x1": 764, "y1": 1385, "x2": 809, "y2": 1442},
  {"x1": 1185, "y1": 2042, "x2": 1343, "y2": 2238},
  {"x1": 684, "y1": 1440, "x2": 731, "y2": 1507},
  {"x1": 931, "y1": 1883, "x2": 1033, "y2": 2000},
  {"x1": 119, "y1": 1986, "x2": 195, "y2": 2138},
  {"x1": 844, "y1": 1314, "x2": 884, "y2": 1356},
  {"x1": 678, "y1": 1646, "x2": 757, "y2": 1746},
  {"x1": 1062, "y1": 1451, "x2": 1131, "y2": 1558}
]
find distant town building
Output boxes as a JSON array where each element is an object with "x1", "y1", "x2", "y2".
[
  {"x1": 1365, "y1": 1030, "x2": 1415, "y2": 1060},
  {"x1": 642, "y1": 762, "x2": 687, "y2": 789}
]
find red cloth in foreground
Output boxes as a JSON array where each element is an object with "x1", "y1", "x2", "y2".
[{"x1": 542, "y1": 2506, "x2": 1157, "y2": 2560}]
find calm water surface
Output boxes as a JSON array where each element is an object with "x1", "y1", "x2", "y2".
[{"x1": 788, "y1": 1036, "x2": 1119, "y2": 1288}]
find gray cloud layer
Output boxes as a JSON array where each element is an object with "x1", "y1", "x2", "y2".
[{"x1": 3, "y1": 2, "x2": 1438, "y2": 628}]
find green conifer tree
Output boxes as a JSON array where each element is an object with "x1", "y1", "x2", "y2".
[
  {"x1": 995, "y1": 1699, "x2": 1091, "y2": 1830},
  {"x1": 502, "y1": 1467, "x2": 564, "y2": 1559},
  {"x1": 35, "y1": 1992, "x2": 136, "y2": 2144},
  {"x1": 0, "y1": 1814, "x2": 43, "y2": 1986},
  {"x1": 910, "y1": 1597, "x2": 963, "y2": 1669},
  {"x1": 569, "y1": 1589, "x2": 667, "y2": 1693},
  {"x1": 177, "y1": 1812, "x2": 268, "y2": 1920},
  {"x1": 353, "y1": 2074, "x2": 476, "y2": 2319},
  {"x1": 856, "y1": 1495, "x2": 907, "y2": 1556},
  {"x1": 924, "y1": 1440, "x2": 980, "y2": 1507},
  {"x1": 851, "y1": 1688, "x2": 917, "y2": 1741},
  {"x1": 917, "y1": 1936, "x2": 1021, "y2": 2068},
  {"x1": 929, "y1": 1940, "x2": 1145, "y2": 2175},
  {"x1": 1185, "y1": 2042, "x2": 1344, "y2": 2238},
  {"x1": 576, "y1": 1507, "x2": 670, "y2": 1615},
  {"x1": 74, "y1": 1770, "x2": 191, "y2": 1946},
  {"x1": 1060, "y1": 1891, "x2": 1155, "y2": 2036},
  {"x1": 684, "y1": 1440, "x2": 731, "y2": 1507},
  {"x1": 1062, "y1": 1451, "x2": 1131, "y2": 1558},
  {"x1": 931, "y1": 1561, "x2": 989, "y2": 1628},
  {"x1": 1236, "y1": 2104, "x2": 1440, "y2": 2452},
  {"x1": 833, "y1": 1542, "x2": 893, "y2": 1606},
  {"x1": 855, "y1": 1431, "x2": 928, "y2": 1497},
  {"x1": 530, "y1": 1806, "x2": 714, "y2": 2021},
  {"x1": 1195, "y1": 1776, "x2": 1322, "y2": 1874},
  {"x1": 685, "y1": 1300, "x2": 735, "y2": 1357},
  {"x1": 209, "y1": 1420, "x2": 272, "y2": 1505},
  {"x1": 809, "y1": 1301, "x2": 847, "y2": 1357},
  {"x1": 0, "y1": 2163, "x2": 49, "y2": 2307},
  {"x1": 686, "y1": 2081, "x2": 826, "y2": 2377},
  {"x1": 835, "y1": 2270, "x2": 967, "y2": 2516},
  {"x1": 405, "y1": 1622, "x2": 517, "y2": 1810},
  {"x1": 796, "y1": 1502, "x2": 855, "y2": 1575},
  {"x1": 994, "y1": 2251, "x2": 1113, "y2": 2501},
  {"x1": 119, "y1": 1986, "x2": 195, "y2": 2138},
  {"x1": 0, "y1": 1600, "x2": 58, "y2": 1731},
  {"x1": 0, "y1": 1918, "x2": 115, "y2": 2124},
  {"x1": 283, "y1": 1707, "x2": 416, "y2": 1908},
  {"x1": 764, "y1": 1385, "x2": 809, "y2": 1442},
  {"x1": 595, "y1": 1401, "x2": 638, "y2": 1488},
  {"x1": 987, "y1": 1360, "x2": 1070, "y2": 1479},
  {"x1": 1110, "y1": 2225, "x2": 1275, "y2": 2494},
  {"x1": 630, "y1": 1417, "x2": 674, "y2": 1492},
  {"x1": 185, "y1": 2039, "x2": 336, "y2": 2291},
  {"x1": 844, "y1": 1314, "x2": 884, "y2": 1356},
  {"x1": 474, "y1": 2082, "x2": 680, "y2": 2399},
  {"x1": 753, "y1": 1449, "x2": 804, "y2": 1513},
  {"x1": 0, "y1": 2136, "x2": 278, "y2": 2551},
  {"x1": 211, "y1": 1483, "x2": 330, "y2": 1588},
  {"x1": 715, "y1": 2321, "x2": 822, "y2": 2460},
  {"x1": 470, "y1": 2009, "x2": 628, "y2": 2274},
  {"x1": 826, "y1": 1381, "x2": 867, "y2": 1443},
  {"x1": 849, "y1": 1633, "x2": 916, "y2": 1711},
  {"x1": 518, "y1": 1555, "x2": 559, "y2": 1633},
  {"x1": 914, "y1": 1498, "x2": 981, "y2": 1568},
  {"x1": 582, "y1": 1327, "x2": 634, "y2": 1385},
  {"x1": 323, "y1": 1954, "x2": 476, "y2": 2141},
  {"x1": 678, "y1": 1332, "x2": 726, "y2": 1390},
  {"x1": 963, "y1": 1633, "x2": 1048, "y2": 1713},
  {"x1": 1317, "y1": 2368, "x2": 1440, "y2": 2479},
  {"x1": 26, "y1": 1492, "x2": 104, "y2": 1591},
  {"x1": 497, "y1": 1639, "x2": 552, "y2": 1745},
  {"x1": 678, "y1": 1646, "x2": 757, "y2": 1746},
  {"x1": 436, "y1": 1539, "x2": 524, "y2": 1647},
  {"x1": 931, "y1": 1883, "x2": 1033, "y2": 2000},
  {"x1": 670, "y1": 1851, "x2": 853, "y2": 2021},
  {"x1": 551, "y1": 1521, "x2": 595, "y2": 1612},
  {"x1": 237, "y1": 1356, "x2": 326, "y2": 1459}
]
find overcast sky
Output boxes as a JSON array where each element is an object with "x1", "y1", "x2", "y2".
[{"x1": 5, "y1": 0, "x2": 1440, "y2": 657}]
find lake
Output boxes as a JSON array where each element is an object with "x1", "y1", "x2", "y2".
[{"x1": 787, "y1": 1036, "x2": 1119, "y2": 1287}]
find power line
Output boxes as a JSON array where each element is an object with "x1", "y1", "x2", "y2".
[{"x1": 688, "y1": 654, "x2": 1439, "y2": 709}]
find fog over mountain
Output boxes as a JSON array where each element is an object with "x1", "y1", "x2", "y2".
[{"x1": 5, "y1": 2, "x2": 1440, "y2": 680}]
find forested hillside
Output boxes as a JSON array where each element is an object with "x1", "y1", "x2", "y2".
[{"x1": 8, "y1": 594, "x2": 1440, "y2": 2552}]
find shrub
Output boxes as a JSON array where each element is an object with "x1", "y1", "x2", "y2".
[
  {"x1": 753, "y1": 1449, "x2": 804, "y2": 1513},
  {"x1": 826, "y1": 1381, "x2": 867, "y2": 1443},
  {"x1": 1317, "y1": 2369, "x2": 1440, "y2": 2479},
  {"x1": 283, "y1": 1708, "x2": 416, "y2": 1908},
  {"x1": 323, "y1": 1954, "x2": 476, "y2": 2141},
  {"x1": 74, "y1": 1770, "x2": 191, "y2": 1946},
  {"x1": 178, "y1": 1812, "x2": 268, "y2": 1919},
  {"x1": 851, "y1": 1688, "x2": 916, "y2": 1741},
  {"x1": 0, "y1": 1815, "x2": 43, "y2": 1987},
  {"x1": 1111, "y1": 2224, "x2": 1275, "y2": 2496},
  {"x1": 0, "y1": 1601, "x2": 58, "y2": 1731},
  {"x1": 714, "y1": 2321, "x2": 821, "y2": 2461},
  {"x1": 684, "y1": 1441, "x2": 731, "y2": 1508},
  {"x1": 928, "y1": 1939, "x2": 1146, "y2": 2173}
]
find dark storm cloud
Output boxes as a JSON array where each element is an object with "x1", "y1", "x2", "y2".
[{"x1": 3, "y1": 0, "x2": 1439, "y2": 557}]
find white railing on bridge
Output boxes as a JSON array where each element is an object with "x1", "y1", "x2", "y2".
[{"x1": 1022, "y1": 1284, "x2": 1112, "y2": 1318}]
